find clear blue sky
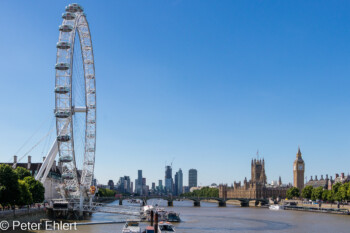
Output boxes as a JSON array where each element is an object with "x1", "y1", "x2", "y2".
[{"x1": 1, "y1": 0, "x2": 350, "y2": 187}]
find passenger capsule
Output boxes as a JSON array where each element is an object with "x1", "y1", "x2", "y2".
[
  {"x1": 65, "y1": 3, "x2": 84, "y2": 13},
  {"x1": 65, "y1": 186, "x2": 78, "y2": 192},
  {"x1": 55, "y1": 63, "x2": 70, "y2": 70},
  {"x1": 62, "y1": 173, "x2": 74, "y2": 180},
  {"x1": 62, "y1": 12, "x2": 76, "y2": 20},
  {"x1": 56, "y1": 41, "x2": 71, "y2": 49},
  {"x1": 55, "y1": 86, "x2": 70, "y2": 94},
  {"x1": 86, "y1": 161, "x2": 94, "y2": 165},
  {"x1": 57, "y1": 135, "x2": 70, "y2": 142},
  {"x1": 88, "y1": 105, "x2": 96, "y2": 109},
  {"x1": 88, "y1": 89, "x2": 96, "y2": 94},
  {"x1": 59, "y1": 155, "x2": 73, "y2": 163},
  {"x1": 59, "y1": 24, "x2": 73, "y2": 32},
  {"x1": 55, "y1": 111, "x2": 71, "y2": 118},
  {"x1": 86, "y1": 74, "x2": 94, "y2": 79}
]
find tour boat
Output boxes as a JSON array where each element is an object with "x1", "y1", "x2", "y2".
[
  {"x1": 155, "y1": 208, "x2": 168, "y2": 221},
  {"x1": 141, "y1": 205, "x2": 154, "y2": 220},
  {"x1": 122, "y1": 219, "x2": 141, "y2": 233},
  {"x1": 166, "y1": 211, "x2": 181, "y2": 222},
  {"x1": 158, "y1": 221, "x2": 176, "y2": 232},
  {"x1": 269, "y1": 204, "x2": 284, "y2": 210}
]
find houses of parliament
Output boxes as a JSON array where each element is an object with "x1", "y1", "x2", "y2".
[{"x1": 219, "y1": 148, "x2": 305, "y2": 200}]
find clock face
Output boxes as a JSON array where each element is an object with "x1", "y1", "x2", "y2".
[{"x1": 298, "y1": 164, "x2": 303, "y2": 170}]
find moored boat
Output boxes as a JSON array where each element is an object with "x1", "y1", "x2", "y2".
[
  {"x1": 166, "y1": 211, "x2": 181, "y2": 222},
  {"x1": 158, "y1": 221, "x2": 176, "y2": 232}
]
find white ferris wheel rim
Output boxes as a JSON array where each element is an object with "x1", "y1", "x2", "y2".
[{"x1": 55, "y1": 3, "x2": 96, "y2": 199}]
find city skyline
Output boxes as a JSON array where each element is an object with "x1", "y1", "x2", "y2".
[{"x1": 1, "y1": 1, "x2": 350, "y2": 186}]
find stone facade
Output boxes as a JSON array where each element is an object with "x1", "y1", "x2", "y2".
[
  {"x1": 305, "y1": 173, "x2": 350, "y2": 190},
  {"x1": 219, "y1": 158, "x2": 289, "y2": 199}
]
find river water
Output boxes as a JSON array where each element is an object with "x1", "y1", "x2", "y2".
[{"x1": 39, "y1": 199, "x2": 350, "y2": 233}]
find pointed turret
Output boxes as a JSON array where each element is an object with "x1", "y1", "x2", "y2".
[{"x1": 297, "y1": 146, "x2": 302, "y2": 159}]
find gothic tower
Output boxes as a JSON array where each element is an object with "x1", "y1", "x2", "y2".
[
  {"x1": 251, "y1": 158, "x2": 267, "y2": 185},
  {"x1": 293, "y1": 147, "x2": 305, "y2": 191}
]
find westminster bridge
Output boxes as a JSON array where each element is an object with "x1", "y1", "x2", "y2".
[{"x1": 95, "y1": 196, "x2": 269, "y2": 207}]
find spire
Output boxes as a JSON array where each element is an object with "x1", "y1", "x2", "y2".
[{"x1": 297, "y1": 146, "x2": 302, "y2": 159}]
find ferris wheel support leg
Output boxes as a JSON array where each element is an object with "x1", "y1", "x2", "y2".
[{"x1": 35, "y1": 140, "x2": 58, "y2": 183}]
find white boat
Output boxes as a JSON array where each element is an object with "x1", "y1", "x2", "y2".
[
  {"x1": 122, "y1": 219, "x2": 141, "y2": 233},
  {"x1": 269, "y1": 204, "x2": 284, "y2": 210},
  {"x1": 141, "y1": 205, "x2": 154, "y2": 220},
  {"x1": 158, "y1": 221, "x2": 176, "y2": 232}
]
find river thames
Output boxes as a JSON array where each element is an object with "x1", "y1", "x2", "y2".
[{"x1": 38, "y1": 199, "x2": 350, "y2": 233}]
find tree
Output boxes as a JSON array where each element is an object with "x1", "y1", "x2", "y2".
[
  {"x1": 301, "y1": 185, "x2": 313, "y2": 199},
  {"x1": 97, "y1": 188, "x2": 117, "y2": 197},
  {"x1": 181, "y1": 187, "x2": 219, "y2": 198},
  {"x1": 311, "y1": 186, "x2": 323, "y2": 201},
  {"x1": 332, "y1": 182, "x2": 343, "y2": 202},
  {"x1": 0, "y1": 164, "x2": 20, "y2": 208},
  {"x1": 18, "y1": 180, "x2": 33, "y2": 206},
  {"x1": 339, "y1": 183, "x2": 349, "y2": 201},
  {"x1": 322, "y1": 189, "x2": 329, "y2": 201},
  {"x1": 327, "y1": 190, "x2": 334, "y2": 203},
  {"x1": 23, "y1": 176, "x2": 45, "y2": 203},
  {"x1": 14, "y1": 167, "x2": 31, "y2": 180},
  {"x1": 286, "y1": 187, "x2": 300, "y2": 199}
]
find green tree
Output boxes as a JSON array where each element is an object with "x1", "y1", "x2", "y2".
[
  {"x1": 322, "y1": 189, "x2": 329, "y2": 201},
  {"x1": 332, "y1": 182, "x2": 342, "y2": 202},
  {"x1": 0, "y1": 164, "x2": 20, "y2": 208},
  {"x1": 301, "y1": 185, "x2": 313, "y2": 199},
  {"x1": 23, "y1": 176, "x2": 45, "y2": 203},
  {"x1": 311, "y1": 186, "x2": 323, "y2": 201},
  {"x1": 14, "y1": 167, "x2": 31, "y2": 180},
  {"x1": 327, "y1": 190, "x2": 334, "y2": 203},
  {"x1": 97, "y1": 188, "x2": 116, "y2": 197},
  {"x1": 181, "y1": 187, "x2": 219, "y2": 198},
  {"x1": 339, "y1": 183, "x2": 350, "y2": 201},
  {"x1": 18, "y1": 180, "x2": 33, "y2": 206},
  {"x1": 286, "y1": 187, "x2": 300, "y2": 199},
  {"x1": 332, "y1": 182, "x2": 342, "y2": 193}
]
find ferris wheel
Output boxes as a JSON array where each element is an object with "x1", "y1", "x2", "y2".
[{"x1": 54, "y1": 3, "x2": 96, "y2": 199}]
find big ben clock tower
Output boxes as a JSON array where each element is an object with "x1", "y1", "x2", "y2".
[{"x1": 293, "y1": 147, "x2": 305, "y2": 191}]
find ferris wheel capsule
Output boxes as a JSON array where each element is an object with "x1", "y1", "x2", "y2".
[
  {"x1": 62, "y1": 173, "x2": 74, "y2": 180},
  {"x1": 55, "y1": 110, "x2": 71, "y2": 118},
  {"x1": 65, "y1": 3, "x2": 84, "y2": 13},
  {"x1": 59, "y1": 155, "x2": 73, "y2": 163},
  {"x1": 55, "y1": 63, "x2": 70, "y2": 70},
  {"x1": 57, "y1": 135, "x2": 71, "y2": 142},
  {"x1": 57, "y1": 42, "x2": 71, "y2": 49},
  {"x1": 59, "y1": 24, "x2": 73, "y2": 32},
  {"x1": 55, "y1": 86, "x2": 70, "y2": 94},
  {"x1": 62, "y1": 12, "x2": 76, "y2": 20},
  {"x1": 86, "y1": 74, "x2": 95, "y2": 79}
]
